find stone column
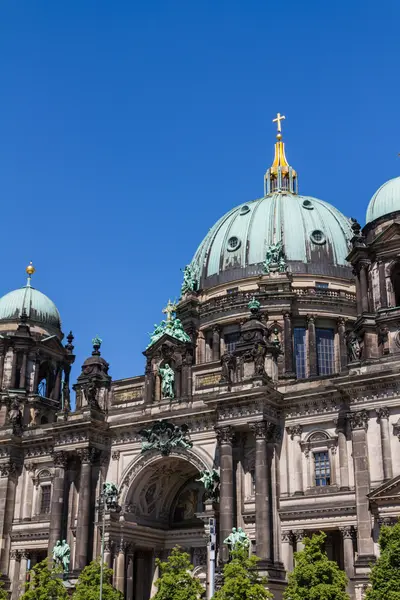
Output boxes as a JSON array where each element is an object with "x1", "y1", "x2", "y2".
[
  {"x1": 293, "y1": 530, "x2": 305, "y2": 553},
  {"x1": 348, "y1": 410, "x2": 375, "y2": 564},
  {"x1": 197, "y1": 331, "x2": 206, "y2": 363},
  {"x1": 212, "y1": 326, "x2": 221, "y2": 362},
  {"x1": 10, "y1": 550, "x2": 21, "y2": 600},
  {"x1": 250, "y1": 421, "x2": 271, "y2": 562},
  {"x1": 376, "y1": 407, "x2": 393, "y2": 481},
  {"x1": 340, "y1": 526, "x2": 355, "y2": 579},
  {"x1": 0, "y1": 347, "x2": 5, "y2": 390},
  {"x1": 115, "y1": 541, "x2": 126, "y2": 594},
  {"x1": 75, "y1": 448, "x2": 96, "y2": 569},
  {"x1": 48, "y1": 451, "x2": 68, "y2": 556},
  {"x1": 53, "y1": 366, "x2": 62, "y2": 401},
  {"x1": 307, "y1": 315, "x2": 317, "y2": 376},
  {"x1": 10, "y1": 349, "x2": 17, "y2": 388},
  {"x1": 337, "y1": 318, "x2": 347, "y2": 372},
  {"x1": 103, "y1": 539, "x2": 113, "y2": 568},
  {"x1": 18, "y1": 551, "x2": 29, "y2": 598},
  {"x1": 127, "y1": 550, "x2": 135, "y2": 600},
  {"x1": 281, "y1": 531, "x2": 293, "y2": 574},
  {"x1": 283, "y1": 312, "x2": 294, "y2": 375},
  {"x1": 135, "y1": 554, "x2": 146, "y2": 600},
  {"x1": 216, "y1": 426, "x2": 235, "y2": 562},
  {"x1": 360, "y1": 263, "x2": 370, "y2": 313},
  {"x1": 0, "y1": 462, "x2": 18, "y2": 573},
  {"x1": 19, "y1": 351, "x2": 28, "y2": 389},
  {"x1": 354, "y1": 270, "x2": 362, "y2": 315},
  {"x1": 336, "y1": 421, "x2": 350, "y2": 491},
  {"x1": 33, "y1": 354, "x2": 40, "y2": 393},
  {"x1": 270, "y1": 427, "x2": 282, "y2": 565},
  {"x1": 287, "y1": 425, "x2": 303, "y2": 495},
  {"x1": 22, "y1": 463, "x2": 36, "y2": 520}
]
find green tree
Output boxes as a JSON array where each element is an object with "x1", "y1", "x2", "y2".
[
  {"x1": 19, "y1": 558, "x2": 68, "y2": 600},
  {"x1": 284, "y1": 531, "x2": 350, "y2": 600},
  {"x1": 153, "y1": 546, "x2": 204, "y2": 600},
  {"x1": 365, "y1": 520, "x2": 400, "y2": 600},
  {"x1": 213, "y1": 547, "x2": 273, "y2": 600},
  {"x1": 72, "y1": 559, "x2": 123, "y2": 600},
  {"x1": 0, "y1": 574, "x2": 8, "y2": 600}
]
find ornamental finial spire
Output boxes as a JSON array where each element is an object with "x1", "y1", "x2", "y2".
[
  {"x1": 26, "y1": 261, "x2": 35, "y2": 287},
  {"x1": 264, "y1": 113, "x2": 298, "y2": 195}
]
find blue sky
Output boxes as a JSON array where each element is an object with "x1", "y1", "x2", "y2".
[{"x1": 0, "y1": 0, "x2": 399, "y2": 381}]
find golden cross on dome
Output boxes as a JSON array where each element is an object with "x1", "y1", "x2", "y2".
[
  {"x1": 273, "y1": 112, "x2": 286, "y2": 134},
  {"x1": 162, "y1": 299, "x2": 177, "y2": 322}
]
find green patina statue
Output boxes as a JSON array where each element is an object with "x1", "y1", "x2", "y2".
[
  {"x1": 196, "y1": 469, "x2": 220, "y2": 502},
  {"x1": 140, "y1": 420, "x2": 192, "y2": 456},
  {"x1": 159, "y1": 363, "x2": 175, "y2": 399},
  {"x1": 102, "y1": 482, "x2": 119, "y2": 508},
  {"x1": 223, "y1": 527, "x2": 250, "y2": 552},
  {"x1": 181, "y1": 264, "x2": 199, "y2": 295},
  {"x1": 92, "y1": 334, "x2": 103, "y2": 348},
  {"x1": 52, "y1": 539, "x2": 70, "y2": 573},
  {"x1": 147, "y1": 303, "x2": 191, "y2": 348},
  {"x1": 248, "y1": 296, "x2": 261, "y2": 315},
  {"x1": 263, "y1": 240, "x2": 287, "y2": 274}
]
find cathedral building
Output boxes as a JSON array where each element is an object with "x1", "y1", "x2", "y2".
[{"x1": 1, "y1": 115, "x2": 400, "y2": 600}]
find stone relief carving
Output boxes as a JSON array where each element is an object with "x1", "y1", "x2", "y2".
[{"x1": 139, "y1": 420, "x2": 192, "y2": 456}]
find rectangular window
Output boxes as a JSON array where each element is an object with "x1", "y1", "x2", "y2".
[
  {"x1": 227, "y1": 287, "x2": 239, "y2": 295},
  {"x1": 224, "y1": 332, "x2": 240, "y2": 354},
  {"x1": 314, "y1": 451, "x2": 331, "y2": 486},
  {"x1": 40, "y1": 485, "x2": 51, "y2": 514},
  {"x1": 316, "y1": 328, "x2": 335, "y2": 375},
  {"x1": 315, "y1": 282, "x2": 329, "y2": 289},
  {"x1": 293, "y1": 327, "x2": 306, "y2": 379}
]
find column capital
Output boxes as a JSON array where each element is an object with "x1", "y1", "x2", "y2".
[
  {"x1": 115, "y1": 539, "x2": 128, "y2": 554},
  {"x1": 292, "y1": 529, "x2": 305, "y2": 542},
  {"x1": 215, "y1": 426, "x2": 235, "y2": 445},
  {"x1": 212, "y1": 324, "x2": 221, "y2": 333},
  {"x1": 283, "y1": 311, "x2": 292, "y2": 320},
  {"x1": 348, "y1": 410, "x2": 369, "y2": 431},
  {"x1": 21, "y1": 550, "x2": 30, "y2": 560},
  {"x1": 24, "y1": 461, "x2": 37, "y2": 473},
  {"x1": 337, "y1": 317, "x2": 346, "y2": 327},
  {"x1": 249, "y1": 420, "x2": 276, "y2": 441},
  {"x1": 281, "y1": 530, "x2": 292, "y2": 543},
  {"x1": 376, "y1": 406, "x2": 390, "y2": 422},
  {"x1": 77, "y1": 447, "x2": 99, "y2": 464},
  {"x1": 287, "y1": 424, "x2": 303, "y2": 440},
  {"x1": 306, "y1": 314, "x2": 315, "y2": 325},
  {"x1": 0, "y1": 461, "x2": 18, "y2": 478},
  {"x1": 51, "y1": 451, "x2": 69, "y2": 468},
  {"x1": 339, "y1": 526, "x2": 355, "y2": 540},
  {"x1": 378, "y1": 516, "x2": 397, "y2": 527},
  {"x1": 112, "y1": 450, "x2": 121, "y2": 461},
  {"x1": 10, "y1": 549, "x2": 21, "y2": 561}
]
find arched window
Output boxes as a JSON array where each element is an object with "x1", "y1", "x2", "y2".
[
  {"x1": 40, "y1": 415, "x2": 49, "y2": 425},
  {"x1": 391, "y1": 264, "x2": 400, "y2": 307}
]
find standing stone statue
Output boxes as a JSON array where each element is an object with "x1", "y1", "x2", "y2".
[
  {"x1": 223, "y1": 527, "x2": 250, "y2": 552},
  {"x1": 52, "y1": 539, "x2": 70, "y2": 573},
  {"x1": 346, "y1": 331, "x2": 361, "y2": 361},
  {"x1": 159, "y1": 363, "x2": 175, "y2": 399}
]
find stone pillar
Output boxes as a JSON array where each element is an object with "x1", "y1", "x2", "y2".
[
  {"x1": 22, "y1": 463, "x2": 36, "y2": 520},
  {"x1": 18, "y1": 551, "x2": 29, "y2": 597},
  {"x1": 270, "y1": 427, "x2": 282, "y2": 565},
  {"x1": 19, "y1": 351, "x2": 28, "y2": 389},
  {"x1": 336, "y1": 423, "x2": 350, "y2": 491},
  {"x1": 115, "y1": 541, "x2": 126, "y2": 595},
  {"x1": 250, "y1": 421, "x2": 271, "y2": 562},
  {"x1": 360, "y1": 264, "x2": 370, "y2": 313},
  {"x1": 376, "y1": 407, "x2": 393, "y2": 481},
  {"x1": 281, "y1": 531, "x2": 293, "y2": 574},
  {"x1": 354, "y1": 270, "x2": 362, "y2": 315},
  {"x1": 337, "y1": 318, "x2": 347, "y2": 372},
  {"x1": 127, "y1": 550, "x2": 135, "y2": 600},
  {"x1": 10, "y1": 349, "x2": 17, "y2": 388},
  {"x1": 288, "y1": 425, "x2": 303, "y2": 495},
  {"x1": 348, "y1": 410, "x2": 375, "y2": 564},
  {"x1": 197, "y1": 331, "x2": 206, "y2": 364},
  {"x1": 48, "y1": 451, "x2": 68, "y2": 556},
  {"x1": 212, "y1": 326, "x2": 221, "y2": 362},
  {"x1": 307, "y1": 315, "x2": 317, "y2": 376},
  {"x1": 340, "y1": 526, "x2": 355, "y2": 579},
  {"x1": 75, "y1": 448, "x2": 96, "y2": 569},
  {"x1": 135, "y1": 554, "x2": 146, "y2": 600},
  {"x1": 33, "y1": 355, "x2": 40, "y2": 393},
  {"x1": 293, "y1": 530, "x2": 305, "y2": 553},
  {"x1": 0, "y1": 462, "x2": 18, "y2": 573},
  {"x1": 216, "y1": 426, "x2": 235, "y2": 562},
  {"x1": 53, "y1": 366, "x2": 62, "y2": 401},
  {"x1": 10, "y1": 550, "x2": 21, "y2": 600},
  {"x1": 283, "y1": 312, "x2": 294, "y2": 375},
  {"x1": 150, "y1": 550, "x2": 161, "y2": 598},
  {"x1": 0, "y1": 347, "x2": 5, "y2": 389},
  {"x1": 103, "y1": 539, "x2": 113, "y2": 568}
]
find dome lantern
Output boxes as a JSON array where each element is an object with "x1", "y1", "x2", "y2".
[{"x1": 264, "y1": 113, "x2": 298, "y2": 195}]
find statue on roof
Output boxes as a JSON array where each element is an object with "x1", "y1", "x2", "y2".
[
  {"x1": 159, "y1": 363, "x2": 175, "y2": 399},
  {"x1": 263, "y1": 240, "x2": 287, "y2": 274},
  {"x1": 181, "y1": 264, "x2": 199, "y2": 295},
  {"x1": 147, "y1": 303, "x2": 191, "y2": 348}
]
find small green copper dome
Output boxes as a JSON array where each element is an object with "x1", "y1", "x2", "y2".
[
  {"x1": 191, "y1": 192, "x2": 352, "y2": 289},
  {"x1": 0, "y1": 284, "x2": 61, "y2": 329},
  {"x1": 366, "y1": 176, "x2": 400, "y2": 224}
]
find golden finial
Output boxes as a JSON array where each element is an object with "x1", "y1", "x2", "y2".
[
  {"x1": 26, "y1": 261, "x2": 35, "y2": 276},
  {"x1": 162, "y1": 299, "x2": 177, "y2": 322},
  {"x1": 273, "y1": 112, "x2": 286, "y2": 140}
]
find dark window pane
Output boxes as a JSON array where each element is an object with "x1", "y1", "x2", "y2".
[
  {"x1": 316, "y1": 328, "x2": 335, "y2": 375},
  {"x1": 40, "y1": 485, "x2": 51, "y2": 514},
  {"x1": 314, "y1": 451, "x2": 331, "y2": 486},
  {"x1": 293, "y1": 327, "x2": 306, "y2": 379},
  {"x1": 225, "y1": 332, "x2": 240, "y2": 354}
]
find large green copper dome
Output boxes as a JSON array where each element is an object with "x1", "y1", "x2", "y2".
[
  {"x1": 191, "y1": 192, "x2": 353, "y2": 288},
  {"x1": 0, "y1": 284, "x2": 61, "y2": 329},
  {"x1": 366, "y1": 176, "x2": 400, "y2": 224}
]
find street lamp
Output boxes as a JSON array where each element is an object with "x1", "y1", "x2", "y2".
[{"x1": 98, "y1": 482, "x2": 120, "y2": 600}]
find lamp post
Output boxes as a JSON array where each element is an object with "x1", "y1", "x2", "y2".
[{"x1": 98, "y1": 482, "x2": 120, "y2": 600}]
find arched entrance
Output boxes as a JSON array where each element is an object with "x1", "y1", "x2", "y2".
[{"x1": 117, "y1": 452, "x2": 210, "y2": 600}]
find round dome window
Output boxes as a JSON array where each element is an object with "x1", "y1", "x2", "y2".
[
  {"x1": 240, "y1": 205, "x2": 250, "y2": 215},
  {"x1": 310, "y1": 230, "x2": 326, "y2": 245},
  {"x1": 227, "y1": 236, "x2": 241, "y2": 251},
  {"x1": 302, "y1": 199, "x2": 314, "y2": 210}
]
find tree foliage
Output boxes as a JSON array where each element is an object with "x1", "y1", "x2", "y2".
[
  {"x1": 153, "y1": 546, "x2": 204, "y2": 600},
  {"x1": 284, "y1": 532, "x2": 350, "y2": 600},
  {"x1": 19, "y1": 558, "x2": 68, "y2": 600},
  {"x1": 366, "y1": 520, "x2": 400, "y2": 600},
  {"x1": 0, "y1": 574, "x2": 8, "y2": 600},
  {"x1": 72, "y1": 559, "x2": 123, "y2": 600},
  {"x1": 213, "y1": 547, "x2": 273, "y2": 600}
]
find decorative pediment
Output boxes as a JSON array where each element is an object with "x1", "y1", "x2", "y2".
[
  {"x1": 143, "y1": 333, "x2": 191, "y2": 358},
  {"x1": 368, "y1": 475, "x2": 400, "y2": 505},
  {"x1": 370, "y1": 221, "x2": 400, "y2": 251}
]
